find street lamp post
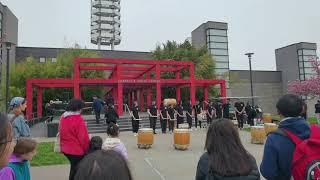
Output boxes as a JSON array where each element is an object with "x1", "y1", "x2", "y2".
[
  {"x1": 5, "y1": 42, "x2": 11, "y2": 113},
  {"x1": 245, "y1": 53, "x2": 254, "y2": 106}
]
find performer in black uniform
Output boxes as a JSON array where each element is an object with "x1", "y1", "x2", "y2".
[
  {"x1": 160, "y1": 103, "x2": 168, "y2": 133},
  {"x1": 175, "y1": 102, "x2": 184, "y2": 128},
  {"x1": 185, "y1": 101, "x2": 193, "y2": 129},
  {"x1": 223, "y1": 99, "x2": 231, "y2": 119},
  {"x1": 193, "y1": 101, "x2": 202, "y2": 129},
  {"x1": 131, "y1": 101, "x2": 140, "y2": 135},
  {"x1": 105, "y1": 105, "x2": 119, "y2": 125},
  {"x1": 168, "y1": 105, "x2": 176, "y2": 133},
  {"x1": 206, "y1": 102, "x2": 216, "y2": 126},
  {"x1": 147, "y1": 101, "x2": 158, "y2": 134},
  {"x1": 234, "y1": 99, "x2": 245, "y2": 129},
  {"x1": 215, "y1": 101, "x2": 223, "y2": 119}
]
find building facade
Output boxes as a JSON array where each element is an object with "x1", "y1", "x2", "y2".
[
  {"x1": 191, "y1": 21, "x2": 229, "y2": 83},
  {"x1": 275, "y1": 42, "x2": 317, "y2": 94},
  {"x1": 0, "y1": 2, "x2": 18, "y2": 111}
]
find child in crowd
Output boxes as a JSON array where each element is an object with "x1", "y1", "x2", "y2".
[
  {"x1": 3, "y1": 138, "x2": 37, "y2": 180},
  {"x1": 102, "y1": 123, "x2": 128, "y2": 160},
  {"x1": 87, "y1": 136, "x2": 102, "y2": 154}
]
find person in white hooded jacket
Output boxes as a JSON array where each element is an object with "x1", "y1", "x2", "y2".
[{"x1": 102, "y1": 123, "x2": 128, "y2": 161}]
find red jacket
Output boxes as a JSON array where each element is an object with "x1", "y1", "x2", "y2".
[{"x1": 59, "y1": 112, "x2": 89, "y2": 156}]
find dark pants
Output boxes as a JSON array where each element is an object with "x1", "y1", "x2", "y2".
[
  {"x1": 236, "y1": 114, "x2": 244, "y2": 128},
  {"x1": 207, "y1": 115, "x2": 212, "y2": 126},
  {"x1": 149, "y1": 117, "x2": 157, "y2": 133},
  {"x1": 64, "y1": 154, "x2": 84, "y2": 180},
  {"x1": 132, "y1": 118, "x2": 139, "y2": 133},
  {"x1": 161, "y1": 118, "x2": 167, "y2": 133},
  {"x1": 169, "y1": 120, "x2": 174, "y2": 132},
  {"x1": 187, "y1": 115, "x2": 192, "y2": 129},
  {"x1": 94, "y1": 110, "x2": 101, "y2": 124},
  {"x1": 177, "y1": 117, "x2": 184, "y2": 128},
  {"x1": 195, "y1": 115, "x2": 202, "y2": 128}
]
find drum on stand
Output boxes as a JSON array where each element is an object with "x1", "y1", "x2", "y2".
[
  {"x1": 137, "y1": 128, "x2": 154, "y2": 149},
  {"x1": 173, "y1": 129, "x2": 190, "y2": 150},
  {"x1": 264, "y1": 123, "x2": 277, "y2": 135},
  {"x1": 262, "y1": 113, "x2": 272, "y2": 123},
  {"x1": 163, "y1": 99, "x2": 177, "y2": 107},
  {"x1": 251, "y1": 126, "x2": 266, "y2": 144}
]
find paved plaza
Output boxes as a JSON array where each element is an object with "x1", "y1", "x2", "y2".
[{"x1": 31, "y1": 129, "x2": 265, "y2": 180}]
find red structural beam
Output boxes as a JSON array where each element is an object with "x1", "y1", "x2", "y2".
[{"x1": 76, "y1": 58, "x2": 193, "y2": 66}]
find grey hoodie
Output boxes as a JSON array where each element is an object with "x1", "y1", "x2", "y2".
[{"x1": 102, "y1": 137, "x2": 128, "y2": 160}]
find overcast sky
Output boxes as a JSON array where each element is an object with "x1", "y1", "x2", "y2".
[{"x1": 2, "y1": 0, "x2": 320, "y2": 70}]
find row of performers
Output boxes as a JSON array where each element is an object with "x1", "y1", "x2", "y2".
[{"x1": 129, "y1": 100, "x2": 229, "y2": 135}]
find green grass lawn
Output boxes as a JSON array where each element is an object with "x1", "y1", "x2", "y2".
[{"x1": 31, "y1": 142, "x2": 69, "y2": 167}]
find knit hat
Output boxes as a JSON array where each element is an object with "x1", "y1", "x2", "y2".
[{"x1": 9, "y1": 97, "x2": 25, "y2": 110}]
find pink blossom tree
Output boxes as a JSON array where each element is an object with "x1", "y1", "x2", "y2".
[{"x1": 288, "y1": 58, "x2": 320, "y2": 97}]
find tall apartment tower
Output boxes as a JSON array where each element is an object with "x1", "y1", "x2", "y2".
[
  {"x1": 275, "y1": 42, "x2": 317, "y2": 94},
  {"x1": 91, "y1": 0, "x2": 121, "y2": 50},
  {"x1": 192, "y1": 21, "x2": 229, "y2": 83}
]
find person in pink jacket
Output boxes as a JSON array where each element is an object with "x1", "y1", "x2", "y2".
[
  {"x1": 60, "y1": 99, "x2": 89, "y2": 180},
  {"x1": 102, "y1": 123, "x2": 128, "y2": 161}
]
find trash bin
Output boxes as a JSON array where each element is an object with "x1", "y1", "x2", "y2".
[{"x1": 47, "y1": 122, "x2": 59, "y2": 138}]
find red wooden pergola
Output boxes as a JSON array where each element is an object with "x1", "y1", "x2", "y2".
[{"x1": 26, "y1": 58, "x2": 226, "y2": 120}]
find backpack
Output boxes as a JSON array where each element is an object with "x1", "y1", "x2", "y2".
[{"x1": 277, "y1": 125, "x2": 320, "y2": 180}]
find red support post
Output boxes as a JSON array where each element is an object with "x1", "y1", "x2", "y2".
[
  {"x1": 117, "y1": 83, "x2": 123, "y2": 115},
  {"x1": 176, "y1": 86, "x2": 181, "y2": 103},
  {"x1": 128, "y1": 92, "x2": 132, "y2": 108},
  {"x1": 73, "y1": 62, "x2": 80, "y2": 98},
  {"x1": 147, "y1": 88, "x2": 152, "y2": 107},
  {"x1": 156, "y1": 64, "x2": 161, "y2": 109},
  {"x1": 190, "y1": 82, "x2": 196, "y2": 106},
  {"x1": 26, "y1": 80, "x2": 33, "y2": 120},
  {"x1": 37, "y1": 87, "x2": 43, "y2": 118}
]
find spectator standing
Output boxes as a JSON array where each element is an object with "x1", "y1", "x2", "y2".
[
  {"x1": 87, "y1": 136, "x2": 102, "y2": 154},
  {"x1": 92, "y1": 96, "x2": 105, "y2": 124},
  {"x1": 315, "y1": 100, "x2": 320, "y2": 119},
  {"x1": 9, "y1": 97, "x2": 31, "y2": 139}
]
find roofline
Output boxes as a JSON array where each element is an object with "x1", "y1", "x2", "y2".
[
  {"x1": 275, "y1": 42, "x2": 317, "y2": 51},
  {"x1": 192, "y1": 21, "x2": 228, "y2": 33},
  {"x1": 16, "y1": 46, "x2": 151, "y2": 54},
  {"x1": 230, "y1": 69, "x2": 281, "y2": 73}
]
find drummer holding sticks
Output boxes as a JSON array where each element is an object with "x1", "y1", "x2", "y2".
[
  {"x1": 185, "y1": 101, "x2": 193, "y2": 129},
  {"x1": 175, "y1": 101, "x2": 185, "y2": 128},
  {"x1": 147, "y1": 101, "x2": 158, "y2": 134},
  {"x1": 167, "y1": 104, "x2": 177, "y2": 133},
  {"x1": 160, "y1": 103, "x2": 169, "y2": 134},
  {"x1": 131, "y1": 101, "x2": 141, "y2": 136}
]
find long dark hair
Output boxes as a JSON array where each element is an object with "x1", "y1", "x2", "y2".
[
  {"x1": 107, "y1": 123, "x2": 119, "y2": 137},
  {"x1": 75, "y1": 150, "x2": 132, "y2": 180},
  {"x1": 66, "y1": 98, "x2": 85, "y2": 112},
  {"x1": 0, "y1": 113, "x2": 12, "y2": 167},
  {"x1": 205, "y1": 119, "x2": 252, "y2": 176}
]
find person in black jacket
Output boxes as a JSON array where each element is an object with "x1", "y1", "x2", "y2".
[
  {"x1": 315, "y1": 100, "x2": 320, "y2": 120},
  {"x1": 185, "y1": 101, "x2": 193, "y2": 129},
  {"x1": 167, "y1": 105, "x2": 176, "y2": 133},
  {"x1": 175, "y1": 101, "x2": 184, "y2": 128},
  {"x1": 105, "y1": 105, "x2": 119, "y2": 125},
  {"x1": 196, "y1": 119, "x2": 260, "y2": 180},
  {"x1": 193, "y1": 101, "x2": 203, "y2": 129},
  {"x1": 147, "y1": 101, "x2": 158, "y2": 134},
  {"x1": 160, "y1": 103, "x2": 168, "y2": 134},
  {"x1": 131, "y1": 101, "x2": 140, "y2": 136}
]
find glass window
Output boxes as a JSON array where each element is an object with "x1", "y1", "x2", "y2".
[
  {"x1": 299, "y1": 68, "x2": 304, "y2": 74},
  {"x1": 210, "y1": 49, "x2": 228, "y2": 56},
  {"x1": 215, "y1": 62, "x2": 229, "y2": 69},
  {"x1": 299, "y1": 56, "x2": 304, "y2": 62},
  {"x1": 214, "y1": 55, "x2": 229, "y2": 62},
  {"x1": 39, "y1": 57, "x2": 46, "y2": 63},
  {"x1": 215, "y1": 68, "x2": 229, "y2": 75},
  {"x1": 304, "y1": 61, "x2": 314, "y2": 68},
  {"x1": 299, "y1": 61, "x2": 304, "y2": 68},
  {"x1": 300, "y1": 75, "x2": 305, "y2": 81},
  {"x1": 303, "y1": 49, "x2": 316, "y2": 56},
  {"x1": 208, "y1": 29, "x2": 227, "y2": 36},
  {"x1": 52, "y1": 58, "x2": 57, "y2": 63},
  {"x1": 209, "y1": 36, "x2": 228, "y2": 42},
  {"x1": 303, "y1": 55, "x2": 317, "y2": 62},
  {"x1": 305, "y1": 74, "x2": 315, "y2": 79},
  {"x1": 298, "y1": 50, "x2": 303, "y2": 56},
  {"x1": 304, "y1": 67, "x2": 315, "y2": 74},
  {"x1": 208, "y1": 42, "x2": 228, "y2": 49}
]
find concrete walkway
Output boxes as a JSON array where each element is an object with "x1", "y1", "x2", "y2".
[{"x1": 31, "y1": 129, "x2": 265, "y2": 180}]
